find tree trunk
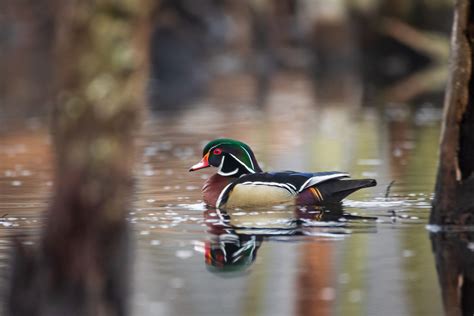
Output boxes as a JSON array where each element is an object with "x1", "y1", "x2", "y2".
[
  {"x1": 431, "y1": 1, "x2": 474, "y2": 316},
  {"x1": 431, "y1": 0, "x2": 474, "y2": 225},
  {"x1": 6, "y1": 1, "x2": 156, "y2": 315}
]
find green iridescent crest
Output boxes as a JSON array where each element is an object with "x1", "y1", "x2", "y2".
[{"x1": 202, "y1": 138, "x2": 256, "y2": 171}]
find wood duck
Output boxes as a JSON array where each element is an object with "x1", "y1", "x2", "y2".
[{"x1": 190, "y1": 138, "x2": 376, "y2": 208}]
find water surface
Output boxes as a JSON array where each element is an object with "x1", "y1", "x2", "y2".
[{"x1": 0, "y1": 76, "x2": 443, "y2": 315}]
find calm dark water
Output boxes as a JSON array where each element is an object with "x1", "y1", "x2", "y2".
[{"x1": 0, "y1": 76, "x2": 444, "y2": 315}]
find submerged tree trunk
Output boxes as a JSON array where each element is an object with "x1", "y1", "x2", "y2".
[
  {"x1": 431, "y1": 0, "x2": 474, "y2": 225},
  {"x1": 431, "y1": 1, "x2": 474, "y2": 316}
]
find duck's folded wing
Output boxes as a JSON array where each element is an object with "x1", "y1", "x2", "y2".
[
  {"x1": 216, "y1": 171, "x2": 349, "y2": 207},
  {"x1": 295, "y1": 171, "x2": 350, "y2": 192}
]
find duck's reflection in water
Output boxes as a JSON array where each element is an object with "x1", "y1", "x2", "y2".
[{"x1": 203, "y1": 205, "x2": 377, "y2": 273}]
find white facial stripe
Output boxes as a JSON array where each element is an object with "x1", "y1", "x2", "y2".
[
  {"x1": 217, "y1": 155, "x2": 225, "y2": 172},
  {"x1": 218, "y1": 168, "x2": 239, "y2": 176},
  {"x1": 229, "y1": 153, "x2": 255, "y2": 174},
  {"x1": 239, "y1": 145, "x2": 255, "y2": 170}
]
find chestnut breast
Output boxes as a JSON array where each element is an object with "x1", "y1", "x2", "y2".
[{"x1": 202, "y1": 174, "x2": 233, "y2": 207}]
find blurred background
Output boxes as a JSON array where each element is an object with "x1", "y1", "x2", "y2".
[{"x1": 0, "y1": 0, "x2": 453, "y2": 315}]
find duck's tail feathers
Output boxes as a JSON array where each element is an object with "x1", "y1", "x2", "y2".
[{"x1": 317, "y1": 178, "x2": 376, "y2": 203}]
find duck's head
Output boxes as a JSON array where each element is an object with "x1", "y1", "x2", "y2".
[{"x1": 189, "y1": 138, "x2": 262, "y2": 177}]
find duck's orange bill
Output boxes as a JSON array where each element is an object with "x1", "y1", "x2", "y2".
[{"x1": 189, "y1": 152, "x2": 210, "y2": 171}]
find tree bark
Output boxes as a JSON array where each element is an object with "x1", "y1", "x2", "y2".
[
  {"x1": 6, "y1": 1, "x2": 156, "y2": 315},
  {"x1": 431, "y1": 1, "x2": 474, "y2": 315},
  {"x1": 431, "y1": 0, "x2": 474, "y2": 225}
]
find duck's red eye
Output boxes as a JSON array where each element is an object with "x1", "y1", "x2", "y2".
[{"x1": 213, "y1": 148, "x2": 222, "y2": 155}]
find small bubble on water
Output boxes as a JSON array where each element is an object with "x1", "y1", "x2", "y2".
[
  {"x1": 11, "y1": 180, "x2": 22, "y2": 186},
  {"x1": 143, "y1": 169, "x2": 155, "y2": 176},
  {"x1": 20, "y1": 170, "x2": 32, "y2": 176},
  {"x1": 232, "y1": 212, "x2": 246, "y2": 216},
  {"x1": 467, "y1": 242, "x2": 474, "y2": 252},
  {"x1": 4, "y1": 170, "x2": 15, "y2": 177},
  {"x1": 357, "y1": 159, "x2": 381, "y2": 166},
  {"x1": 320, "y1": 287, "x2": 335, "y2": 301},
  {"x1": 349, "y1": 289, "x2": 362, "y2": 303},
  {"x1": 402, "y1": 249, "x2": 415, "y2": 258},
  {"x1": 393, "y1": 148, "x2": 403, "y2": 157},
  {"x1": 175, "y1": 250, "x2": 193, "y2": 259},
  {"x1": 146, "y1": 199, "x2": 155, "y2": 203},
  {"x1": 140, "y1": 231, "x2": 149, "y2": 235},
  {"x1": 150, "y1": 240, "x2": 161, "y2": 246}
]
